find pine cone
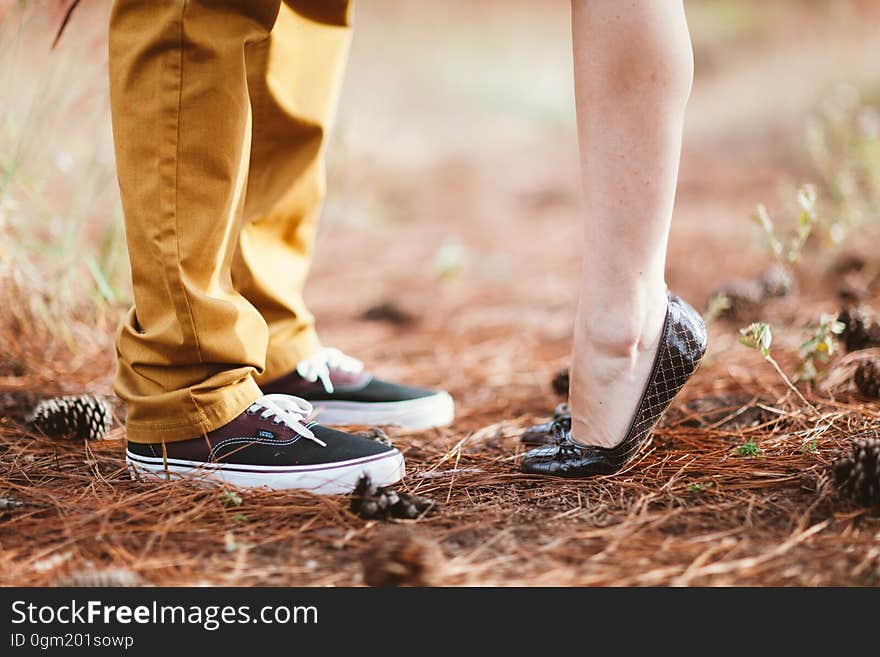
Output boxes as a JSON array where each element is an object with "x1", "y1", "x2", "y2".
[
  {"x1": 28, "y1": 395, "x2": 112, "y2": 441},
  {"x1": 838, "y1": 306, "x2": 880, "y2": 352},
  {"x1": 360, "y1": 527, "x2": 444, "y2": 587},
  {"x1": 758, "y1": 264, "x2": 796, "y2": 298},
  {"x1": 350, "y1": 474, "x2": 437, "y2": 521},
  {"x1": 392, "y1": 491, "x2": 436, "y2": 519},
  {"x1": 832, "y1": 436, "x2": 880, "y2": 507},
  {"x1": 360, "y1": 300, "x2": 416, "y2": 326},
  {"x1": 854, "y1": 359, "x2": 880, "y2": 399},
  {"x1": 551, "y1": 368, "x2": 569, "y2": 396},
  {"x1": 355, "y1": 428, "x2": 393, "y2": 447}
]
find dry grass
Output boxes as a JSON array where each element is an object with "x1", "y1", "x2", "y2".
[
  {"x1": 2, "y1": 287, "x2": 880, "y2": 587},
  {"x1": 0, "y1": 400, "x2": 878, "y2": 587}
]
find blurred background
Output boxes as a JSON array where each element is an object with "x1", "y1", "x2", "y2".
[{"x1": 2, "y1": 0, "x2": 880, "y2": 408}]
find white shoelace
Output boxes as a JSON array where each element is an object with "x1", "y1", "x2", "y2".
[
  {"x1": 247, "y1": 394, "x2": 326, "y2": 447},
  {"x1": 296, "y1": 347, "x2": 364, "y2": 394}
]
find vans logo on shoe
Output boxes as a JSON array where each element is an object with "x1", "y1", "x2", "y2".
[{"x1": 257, "y1": 430, "x2": 276, "y2": 439}]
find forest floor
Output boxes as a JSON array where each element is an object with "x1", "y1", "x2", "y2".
[{"x1": 1, "y1": 0, "x2": 880, "y2": 586}]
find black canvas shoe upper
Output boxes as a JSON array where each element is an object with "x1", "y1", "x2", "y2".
[
  {"x1": 126, "y1": 395, "x2": 397, "y2": 467},
  {"x1": 261, "y1": 347, "x2": 441, "y2": 403}
]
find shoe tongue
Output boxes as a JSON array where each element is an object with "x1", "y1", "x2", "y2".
[{"x1": 323, "y1": 366, "x2": 372, "y2": 390}]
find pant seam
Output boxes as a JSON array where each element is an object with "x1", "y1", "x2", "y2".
[
  {"x1": 170, "y1": 0, "x2": 204, "y2": 363},
  {"x1": 186, "y1": 387, "x2": 210, "y2": 434}
]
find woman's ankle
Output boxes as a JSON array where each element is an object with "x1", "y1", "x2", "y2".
[
  {"x1": 575, "y1": 287, "x2": 668, "y2": 359},
  {"x1": 567, "y1": 290, "x2": 668, "y2": 448}
]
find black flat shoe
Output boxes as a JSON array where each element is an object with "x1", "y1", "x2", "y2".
[
  {"x1": 520, "y1": 295, "x2": 707, "y2": 478},
  {"x1": 521, "y1": 403, "x2": 571, "y2": 445}
]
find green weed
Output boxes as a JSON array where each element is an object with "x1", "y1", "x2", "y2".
[
  {"x1": 703, "y1": 292, "x2": 731, "y2": 325},
  {"x1": 751, "y1": 184, "x2": 817, "y2": 265},
  {"x1": 805, "y1": 85, "x2": 880, "y2": 248},
  {"x1": 739, "y1": 322, "x2": 818, "y2": 414},
  {"x1": 795, "y1": 313, "x2": 845, "y2": 382},
  {"x1": 733, "y1": 438, "x2": 761, "y2": 457},
  {"x1": 219, "y1": 491, "x2": 243, "y2": 508}
]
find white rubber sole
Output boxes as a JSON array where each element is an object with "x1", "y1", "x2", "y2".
[
  {"x1": 125, "y1": 449, "x2": 405, "y2": 495},
  {"x1": 312, "y1": 392, "x2": 455, "y2": 430}
]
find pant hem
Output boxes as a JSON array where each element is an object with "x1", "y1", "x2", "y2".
[{"x1": 124, "y1": 377, "x2": 263, "y2": 444}]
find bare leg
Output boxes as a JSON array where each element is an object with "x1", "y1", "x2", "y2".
[{"x1": 569, "y1": 1, "x2": 693, "y2": 447}]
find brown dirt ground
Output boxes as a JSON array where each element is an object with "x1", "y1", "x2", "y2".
[{"x1": 1, "y1": 1, "x2": 880, "y2": 586}]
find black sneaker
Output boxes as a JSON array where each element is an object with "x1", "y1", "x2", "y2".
[
  {"x1": 261, "y1": 347, "x2": 454, "y2": 430},
  {"x1": 125, "y1": 394, "x2": 405, "y2": 494}
]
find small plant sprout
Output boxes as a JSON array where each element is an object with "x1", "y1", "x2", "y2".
[
  {"x1": 219, "y1": 490, "x2": 242, "y2": 508},
  {"x1": 793, "y1": 185, "x2": 818, "y2": 261},
  {"x1": 739, "y1": 321, "x2": 773, "y2": 354},
  {"x1": 801, "y1": 438, "x2": 818, "y2": 454},
  {"x1": 752, "y1": 184, "x2": 818, "y2": 265},
  {"x1": 733, "y1": 437, "x2": 762, "y2": 457},
  {"x1": 795, "y1": 313, "x2": 845, "y2": 382},
  {"x1": 703, "y1": 292, "x2": 731, "y2": 324},
  {"x1": 805, "y1": 90, "x2": 880, "y2": 248},
  {"x1": 739, "y1": 322, "x2": 819, "y2": 414},
  {"x1": 687, "y1": 481, "x2": 714, "y2": 492},
  {"x1": 753, "y1": 204, "x2": 784, "y2": 261}
]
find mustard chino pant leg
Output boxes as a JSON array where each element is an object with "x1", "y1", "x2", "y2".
[
  {"x1": 109, "y1": 0, "x2": 282, "y2": 443},
  {"x1": 234, "y1": 0, "x2": 354, "y2": 385}
]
